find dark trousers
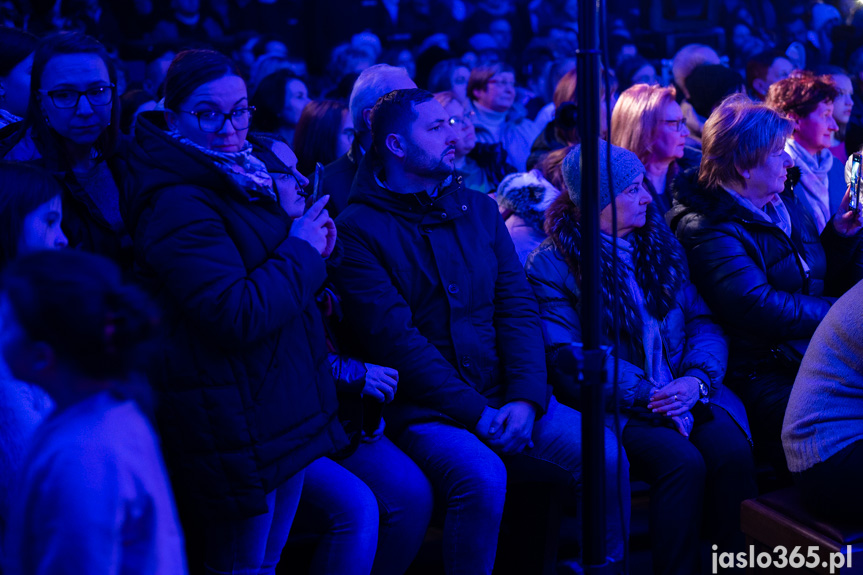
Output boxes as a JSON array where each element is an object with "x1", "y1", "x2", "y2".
[
  {"x1": 796, "y1": 439, "x2": 863, "y2": 523},
  {"x1": 734, "y1": 368, "x2": 796, "y2": 482},
  {"x1": 623, "y1": 406, "x2": 757, "y2": 575}
]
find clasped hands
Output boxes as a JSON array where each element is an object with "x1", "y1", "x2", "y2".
[
  {"x1": 646, "y1": 376, "x2": 701, "y2": 438},
  {"x1": 475, "y1": 400, "x2": 537, "y2": 454}
]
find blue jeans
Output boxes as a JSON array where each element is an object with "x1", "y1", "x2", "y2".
[
  {"x1": 203, "y1": 470, "x2": 305, "y2": 575},
  {"x1": 293, "y1": 436, "x2": 433, "y2": 575},
  {"x1": 396, "y1": 396, "x2": 629, "y2": 575}
]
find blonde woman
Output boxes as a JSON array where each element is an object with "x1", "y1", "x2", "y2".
[{"x1": 612, "y1": 84, "x2": 699, "y2": 217}]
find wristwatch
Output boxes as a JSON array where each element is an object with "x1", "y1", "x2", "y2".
[{"x1": 698, "y1": 380, "x2": 710, "y2": 404}]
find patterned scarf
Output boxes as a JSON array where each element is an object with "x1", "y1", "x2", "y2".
[
  {"x1": 169, "y1": 131, "x2": 276, "y2": 201},
  {"x1": 785, "y1": 138, "x2": 832, "y2": 232}
]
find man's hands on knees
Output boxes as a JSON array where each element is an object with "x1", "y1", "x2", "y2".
[
  {"x1": 475, "y1": 401, "x2": 537, "y2": 454},
  {"x1": 289, "y1": 195, "x2": 337, "y2": 257}
]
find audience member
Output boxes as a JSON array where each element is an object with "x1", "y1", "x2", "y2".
[
  {"x1": 124, "y1": 49, "x2": 348, "y2": 574},
  {"x1": 468, "y1": 62, "x2": 542, "y2": 171},
  {"x1": 766, "y1": 71, "x2": 844, "y2": 232},
  {"x1": 119, "y1": 88, "x2": 157, "y2": 137},
  {"x1": 321, "y1": 64, "x2": 416, "y2": 218},
  {"x1": 682, "y1": 64, "x2": 745, "y2": 148},
  {"x1": 256, "y1": 135, "x2": 434, "y2": 575},
  {"x1": 615, "y1": 55, "x2": 659, "y2": 93},
  {"x1": 2, "y1": 249, "x2": 187, "y2": 574},
  {"x1": 433, "y1": 90, "x2": 514, "y2": 195},
  {"x1": 0, "y1": 161, "x2": 64, "y2": 562},
  {"x1": 782, "y1": 279, "x2": 863, "y2": 522},
  {"x1": 251, "y1": 69, "x2": 311, "y2": 147},
  {"x1": 330, "y1": 88, "x2": 628, "y2": 574},
  {"x1": 745, "y1": 50, "x2": 794, "y2": 101},
  {"x1": 526, "y1": 142, "x2": 756, "y2": 575},
  {"x1": 495, "y1": 168, "x2": 560, "y2": 264},
  {"x1": 0, "y1": 27, "x2": 37, "y2": 128},
  {"x1": 0, "y1": 32, "x2": 131, "y2": 268},
  {"x1": 668, "y1": 95, "x2": 863, "y2": 478},
  {"x1": 292, "y1": 100, "x2": 355, "y2": 183},
  {"x1": 671, "y1": 44, "x2": 721, "y2": 102},
  {"x1": 612, "y1": 84, "x2": 700, "y2": 216},
  {"x1": 426, "y1": 58, "x2": 471, "y2": 102},
  {"x1": 811, "y1": 66, "x2": 855, "y2": 162}
]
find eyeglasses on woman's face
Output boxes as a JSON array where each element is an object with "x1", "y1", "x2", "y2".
[
  {"x1": 39, "y1": 84, "x2": 115, "y2": 109},
  {"x1": 448, "y1": 110, "x2": 476, "y2": 128},
  {"x1": 181, "y1": 107, "x2": 255, "y2": 133}
]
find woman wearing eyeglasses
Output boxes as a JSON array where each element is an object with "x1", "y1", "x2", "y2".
[
  {"x1": 612, "y1": 84, "x2": 700, "y2": 218},
  {"x1": 0, "y1": 32, "x2": 131, "y2": 269},
  {"x1": 433, "y1": 91, "x2": 515, "y2": 195},
  {"x1": 125, "y1": 50, "x2": 348, "y2": 574}
]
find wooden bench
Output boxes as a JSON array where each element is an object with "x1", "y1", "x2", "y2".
[{"x1": 740, "y1": 488, "x2": 863, "y2": 574}]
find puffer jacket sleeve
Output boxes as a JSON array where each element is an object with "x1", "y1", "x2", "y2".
[
  {"x1": 331, "y1": 222, "x2": 490, "y2": 428},
  {"x1": 681, "y1": 224, "x2": 832, "y2": 340},
  {"x1": 674, "y1": 279, "x2": 728, "y2": 390},
  {"x1": 139, "y1": 184, "x2": 327, "y2": 346},
  {"x1": 328, "y1": 354, "x2": 367, "y2": 395},
  {"x1": 524, "y1": 244, "x2": 653, "y2": 411}
]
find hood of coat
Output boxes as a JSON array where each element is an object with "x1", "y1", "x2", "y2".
[
  {"x1": 125, "y1": 111, "x2": 283, "y2": 237},
  {"x1": 345, "y1": 151, "x2": 469, "y2": 224}
]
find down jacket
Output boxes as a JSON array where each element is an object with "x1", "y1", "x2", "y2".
[
  {"x1": 667, "y1": 167, "x2": 863, "y2": 378},
  {"x1": 124, "y1": 112, "x2": 346, "y2": 519},
  {"x1": 525, "y1": 199, "x2": 748, "y2": 435},
  {"x1": 329, "y1": 154, "x2": 550, "y2": 437}
]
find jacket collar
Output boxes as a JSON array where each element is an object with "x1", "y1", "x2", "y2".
[{"x1": 348, "y1": 152, "x2": 468, "y2": 223}]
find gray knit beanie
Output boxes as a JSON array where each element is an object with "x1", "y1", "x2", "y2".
[{"x1": 562, "y1": 141, "x2": 645, "y2": 211}]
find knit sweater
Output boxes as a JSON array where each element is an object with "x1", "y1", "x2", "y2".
[
  {"x1": 471, "y1": 102, "x2": 541, "y2": 172},
  {"x1": 782, "y1": 279, "x2": 863, "y2": 472}
]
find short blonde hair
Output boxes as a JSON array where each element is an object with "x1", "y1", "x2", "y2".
[
  {"x1": 699, "y1": 93, "x2": 793, "y2": 190},
  {"x1": 672, "y1": 44, "x2": 720, "y2": 98},
  {"x1": 611, "y1": 84, "x2": 678, "y2": 164}
]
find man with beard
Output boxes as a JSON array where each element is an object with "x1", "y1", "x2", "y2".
[{"x1": 330, "y1": 88, "x2": 628, "y2": 574}]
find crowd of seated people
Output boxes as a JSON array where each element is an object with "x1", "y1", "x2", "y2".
[{"x1": 2, "y1": 1, "x2": 863, "y2": 574}]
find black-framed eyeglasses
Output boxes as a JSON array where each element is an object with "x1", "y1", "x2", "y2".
[
  {"x1": 39, "y1": 84, "x2": 115, "y2": 109},
  {"x1": 272, "y1": 171, "x2": 311, "y2": 198},
  {"x1": 181, "y1": 107, "x2": 255, "y2": 133}
]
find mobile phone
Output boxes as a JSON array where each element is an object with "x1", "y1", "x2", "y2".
[
  {"x1": 850, "y1": 153, "x2": 863, "y2": 214},
  {"x1": 312, "y1": 162, "x2": 325, "y2": 202}
]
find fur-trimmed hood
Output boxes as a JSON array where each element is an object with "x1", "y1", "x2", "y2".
[{"x1": 545, "y1": 195, "x2": 689, "y2": 338}]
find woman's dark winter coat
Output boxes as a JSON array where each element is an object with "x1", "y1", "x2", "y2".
[
  {"x1": 667, "y1": 167, "x2": 863, "y2": 380},
  {"x1": 524, "y1": 200, "x2": 749, "y2": 436},
  {"x1": 124, "y1": 112, "x2": 346, "y2": 518}
]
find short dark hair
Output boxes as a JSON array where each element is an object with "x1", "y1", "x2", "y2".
[
  {"x1": 164, "y1": 50, "x2": 242, "y2": 112},
  {"x1": 22, "y1": 32, "x2": 121, "y2": 168},
  {"x1": 1, "y1": 250, "x2": 160, "y2": 379},
  {"x1": 370, "y1": 88, "x2": 435, "y2": 158},
  {"x1": 251, "y1": 69, "x2": 300, "y2": 134},
  {"x1": 0, "y1": 27, "x2": 37, "y2": 76},
  {"x1": 0, "y1": 161, "x2": 65, "y2": 268}
]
